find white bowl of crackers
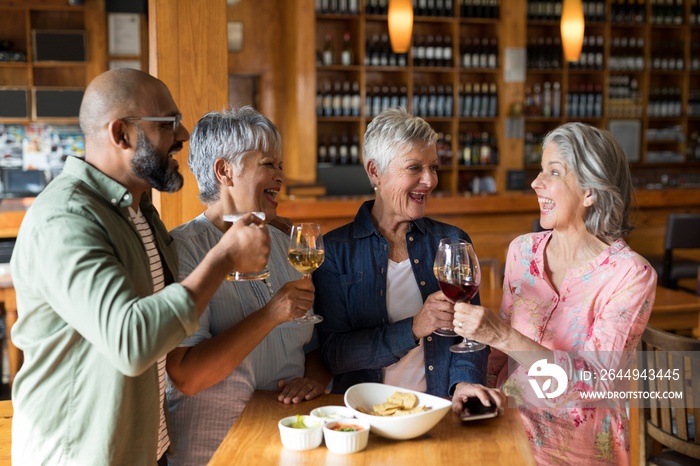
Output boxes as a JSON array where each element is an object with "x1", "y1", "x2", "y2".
[{"x1": 344, "y1": 383, "x2": 452, "y2": 440}]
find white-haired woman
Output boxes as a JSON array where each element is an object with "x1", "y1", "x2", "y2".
[{"x1": 314, "y1": 107, "x2": 495, "y2": 400}]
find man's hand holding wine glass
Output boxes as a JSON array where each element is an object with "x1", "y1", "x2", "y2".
[{"x1": 215, "y1": 213, "x2": 270, "y2": 278}]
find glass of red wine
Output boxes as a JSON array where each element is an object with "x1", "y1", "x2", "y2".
[{"x1": 433, "y1": 238, "x2": 485, "y2": 353}]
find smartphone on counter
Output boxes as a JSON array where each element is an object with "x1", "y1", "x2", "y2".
[{"x1": 460, "y1": 397, "x2": 499, "y2": 421}]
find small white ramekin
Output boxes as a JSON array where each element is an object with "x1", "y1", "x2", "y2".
[
  {"x1": 278, "y1": 415, "x2": 324, "y2": 451},
  {"x1": 322, "y1": 418, "x2": 371, "y2": 454}
]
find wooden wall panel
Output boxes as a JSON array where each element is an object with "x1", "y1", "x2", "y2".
[
  {"x1": 227, "y1": 0, "x2": 316, "y2": 184},
  {"x1": 148, "y1": 0, "x2": 228, "y2": 230}
]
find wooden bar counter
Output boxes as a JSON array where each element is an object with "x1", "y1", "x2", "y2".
[{"x1": 208, "y1": 391, "x2": 535, "y2": 466}]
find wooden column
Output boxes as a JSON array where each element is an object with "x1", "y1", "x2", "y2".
[
  {"x1": 496, "y1": 0, "x2": 526, "y2": 189},
  {"x1": 84, "y1": 0, "x2": 107, "y2": 83},
  {"x1": 281, "y1": 0, "x2": 316, "y2": 184},
  {"x1": 148, "y1": 0, "x2": 229, "y2": 230}
]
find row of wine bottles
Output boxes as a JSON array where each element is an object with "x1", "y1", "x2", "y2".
[
  {"x1": 318, "y1": 133, "x2": 361, "y2": 165},
  {"x1": 436, "y1": 131, "x2": 499, "y2": 167},
  {"x1": 317, "y1": 129, "x2": 499, "y2": 168},
  {"x1": 527, "y1": 0, "x2": 606, "y2": 22},
  {"x1": 319, "y1": 31, "x2": 498, "y2": 69},
  {"x1": 608, "y1": 75, "x2": 643, "y2": 117},
  {"x1": 316, "y1": 80, "x2": 499, "y2": 119},
  {"x1": 316, "y1": 0, "x2": 502, "y2": 18},
  {"x1": 526, "y1": 35, "x2": 692, "y2": 71},
  {"x1": 647, "y1": 87, "x2": 683, "y2": 118},
  {"x1": 527, "y1": 0, "x2": 694, "y2": 24},
  {"x1": 363, "y1": 0, "x2": 500, "y2": 18},
  {"x1": 525, "y1": 83, "x2": 603, "y2": 118}
]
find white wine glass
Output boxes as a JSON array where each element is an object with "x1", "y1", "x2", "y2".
[
  {"x1": 433, "y1": 238, "x2": 485, "y2": 353},
  {"x1": 287, "y1": 223, "x2": 325, "y2": 324}
]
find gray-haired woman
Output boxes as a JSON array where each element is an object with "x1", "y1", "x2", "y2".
[
  {"x1": 453, "y1": 122, "x2": 657, "y2": 465},
  {"x1": 165, "y1": 106, "x2": 331, "y2": 466},
  {"x1": 314, "y1": 107, "x2": 493, "y2": 400}
]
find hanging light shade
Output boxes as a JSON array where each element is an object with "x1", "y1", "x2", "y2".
[
  {"x1": 388, "y1": 0, "x2": 413, "y2": 53},
  {"x1": 560, "y1": 0, "x2": 585, "y2": 62}
]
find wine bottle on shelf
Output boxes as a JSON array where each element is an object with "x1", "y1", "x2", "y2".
[
  {"x1": 461, "y1": 82, "x2": 473, "y2": 117},
  {"x1": 417, "y1": 0, "x2": 428, "y2": 16},
  {"x1": 322, "y1": 32, "x2": 334, "y2": 65},
  {"x1": 339, "y1": 134, "x2": 349, "y2": 165},
  {"x1": 461, "y1": 37, "x2": 472, "y2": 68},
  {"x1": 380, "y1": 85, "x2": 391, "y2": 111},
  {"x1": 471, "y1": 82, "x2": 482, "y2": 117},
  {"x1": 479, "y1": 132, "x2": 492, "y2": 165},
  {"x1": 399, "y1": 85, "x2": 408, "y2": 109},
  {"x1": 460, "y1": 132, "x2": 471, "y2": 166},
  {"x1": 318, "y1": 136, "x2": 329, "y2": 164},
  {"x1": 487, "y1": 37, "x2": 497, "y2": 69},
  {"x1": 531, "y1": 83, "x2": 542, "y2": 116},
  {"x1": 341, "y1": 81, "x2": 352, "y2": 116},
  {"x1": 371, "y1": 85, "x2": 382, "y2": 116},
  {"x1": 350, "y1": 134, "x2": 360, "y2": 165},
  {"x1": 316, "y1": 83, "x2": 324, "y2": 116},
  {"x1": 370, "y1": 33, "x2": 380, "y2": 66},
  {"x1": 487, "y1": 82, "x2": 497, "y2": 118},
  {"x1": 552, "y1": 81, "x2": 561, "y2": 117},
  {"x1": 443, "y1": 34, "x2": 453, "y2": 67},
  {"x1": 322, "y1": 80, "x2": 333, "y2": 116},
  {"x1": 390, "y1": 85, "x2": 399, "y2": 108},
  {"x1": 425, "y1": 35, "x2": 436, "y2": 67},
  {"x1": 445, "y1": 84, "x2": 454, "y2": 117},
  {"x1": 332, "y1": 81, "x2": 343, "y2": 116},
  {"x1": 434, "y1": 35, "x2": 444, "y2": 67},
  {"x1": 379, "y1": 33, "x2": 390, "y2": 66},
  {"x1": 366, "y1": 0, "x2": 377, "y2": 15},
  {"x1": 365, "y1": 85, "x2": 373, "y2": 116},
  {"x1": 412, "y1": 35, "x2": 423, "y2": 67},
  {"x1": 427, "y1": 85, "x2": 437, "y2": 116},
  {"x1": 480, "y1": 83, "x2": 490, "y2": 117},
  {"x1": 340, "y1": 32, "x2": 353, "y2": 66},
  {"x1": 352, "y1": 81, "x2": 361, "y2": 116},
  {"x1": 328, "y1": 135, "x2": 338, "y2": 164}
]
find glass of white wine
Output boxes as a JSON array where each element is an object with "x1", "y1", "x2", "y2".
[{"x1": 287, "y1": 223, "x2": 325, "y2": 324}]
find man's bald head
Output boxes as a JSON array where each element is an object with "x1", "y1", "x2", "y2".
[{"x1": 79, "y1": 68, "x2": 168, "y2": 137}]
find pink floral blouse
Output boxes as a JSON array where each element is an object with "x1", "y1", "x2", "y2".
[{"x1": 489, "y1": 231, "x2": 657, "y2": 466}]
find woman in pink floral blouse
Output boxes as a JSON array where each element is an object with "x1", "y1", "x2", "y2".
[{"x1": 451, "y1": 122, "x2": 657, "y2": 465}]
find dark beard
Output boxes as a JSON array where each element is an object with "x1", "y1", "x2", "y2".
[{"x1": 131, "y1": 127, "x2": 184, "y2": 193}]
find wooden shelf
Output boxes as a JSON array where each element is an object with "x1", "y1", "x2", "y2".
[
  {"x1": 0, "y1": 0, "x2": 106, "y2": 123},
  {"x1": 524, "y1": 0, "x2": 700, "y2": 172},
  {"x1": 314, "y1": 3, "x2": 510, "y2": 195}
]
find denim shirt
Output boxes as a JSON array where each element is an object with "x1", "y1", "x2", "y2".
[{"x1": 314, "y1": 200, "x2": 488, "y2": 397}]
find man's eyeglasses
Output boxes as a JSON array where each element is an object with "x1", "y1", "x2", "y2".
[{"x1": 123, "y1": 113, "x2": 182, "y2": 131}]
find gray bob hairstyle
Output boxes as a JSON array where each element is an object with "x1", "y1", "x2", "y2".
[
  {"x1": 188, "y1": 106, "x2": 281, "y2": 204},
  {"x1": 362, "y1": 107, "x2": 438, "y2": 175},
  {"x1": 542, "y1": 122, "x2": 635, "y2": 241}
]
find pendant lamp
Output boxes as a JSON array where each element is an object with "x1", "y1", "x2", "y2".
[
  {"x1": 560, "y1": 0, "x2": 585, "y2": 62},
  {"x1": 388, "y1": 0, "x2": 413, "y2": 53}
]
